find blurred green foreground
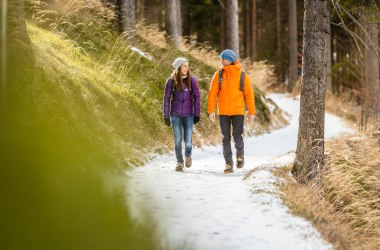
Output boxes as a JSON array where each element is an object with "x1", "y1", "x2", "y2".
[{"x1": 1, "y1": 1, "x2": 156, "y2": 249}]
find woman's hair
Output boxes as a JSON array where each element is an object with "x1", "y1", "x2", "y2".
[{"x1": 171, "y1": 67, "x2": 191, "y2": 91}]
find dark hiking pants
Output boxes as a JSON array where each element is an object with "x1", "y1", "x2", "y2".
[{"x1": 219, "y1": 115, "x2": 244, "y2": 165}]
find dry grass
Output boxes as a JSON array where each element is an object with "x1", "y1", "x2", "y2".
[
  {"x1": 291, "y1": 78, "x2": 378, "y2": 134},
  {"x1": 136, "y1": 23, "x2": 277, "y2": 91},
  {"x1": 275, "y1": 135, "x2": 380, "y2": 250},
  {"x1": 290, "y1": 79, "x2": 362, "y2": 132},
  {"x1": 325, "y1": 92, "x2": 361, "y2": 129}
]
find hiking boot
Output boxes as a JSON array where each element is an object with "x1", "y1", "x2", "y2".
[
  {"x1": 175, "y1": 162, "x2": 184, "y2": 172},
  {"x1": 237, "y1": 155, "x2": 244, "y2": 169},
  {"x1": 185, "y1": 156, "x2": 192, "y2": 168},
  {"x1": 224, "y1": 163, "x2": 234, "y2": 174}
]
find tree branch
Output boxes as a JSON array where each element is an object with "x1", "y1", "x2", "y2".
[
  {"x1": 217, "y1": 0, "x2": 226, "y2": 10},
  {"x1": 330, "y1": 0, "x2": 380, "y2": 60}
]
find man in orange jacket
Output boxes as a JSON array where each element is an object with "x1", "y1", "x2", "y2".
[{"x1": 207, "y1": 49, "x2": 256, "y2": 173}]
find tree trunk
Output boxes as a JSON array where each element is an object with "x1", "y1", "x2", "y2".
[
  {"x1": 113, "y1": 0, "x2": 122, "y2": 32},
  {"x1": 165, "y1": 0, "x2": 179, "y2": 48},
  {"x1": 276, "y1": 0, "x2": 281, "y2": 56},
  {"x1": 288, "y1": 0, "x2": 298, "y2": 92},
  {"x1": 2, "y1": 0, "x2": 34, "y2": 100},
  {"x1": 176, "y1": 0, "x2": 182, "y2": 37},
  {"x1": 250, "y1": 0, "x2": 257, "y2": 60},
  {"x1": 244, "y1": 0, "x2": 250, "y2": 58},
  {"x1": 326, "y1": 4, "x2": 332, "y2": 93},
  {"x1": 361, "y1": 14, "x2": 380, "y2": 132},
  {"x1": 225, "y1": 0, "x2": 239, "y2": 56},
  {"x1": 332, "y1": 31, "x2": 341, "y2": 94},
  {"x1": 136, "y1": 0, "x2": 144, "y2": 22},
  {"x1": 183, "y1": 1, "x2": 190, "y2": 41},
  {"x1": 1, "y1": 0, "x2": 8, "y2": 95},
  {"x1": 292, "y1": 0, "x2": 328, "y2": 184},
  {"x1": 220, "y1": 0, "x2": 226, "y2": 49},
  {"x1": 120, "y1": 0, "x2": 136, "y2": 45}
]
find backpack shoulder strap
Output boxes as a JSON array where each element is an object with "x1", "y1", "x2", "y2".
[
  {"x1": 218, "y1": 69, "x2": 224, "y2": 91},
  {"x1": 170, "y1": 78, "x2": 176, "y2": 97},
  {"x1": 240, "y1": 71, "x2": 246, "y2": 92},
  {"x1": 190, "y1": 77, "x2": 195, "y2": 99}
]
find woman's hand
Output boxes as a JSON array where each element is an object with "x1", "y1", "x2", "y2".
[
  {"x1": 164, "y1": 118, "x2": 171, "y2": 126},
  {"x1": 194, "y1": 116, "x2": 200, "y2": 124}
]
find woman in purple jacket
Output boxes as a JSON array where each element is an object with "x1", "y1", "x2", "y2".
[{"x1": 163, "y1": 57, "x2": 201, "y2": 171}]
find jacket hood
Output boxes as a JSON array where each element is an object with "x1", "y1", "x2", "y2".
[{"x1": 221, "y1": 61, "x2": 242, "y2": 72}]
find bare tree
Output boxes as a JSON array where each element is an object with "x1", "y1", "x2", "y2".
[
  {"x1": 220, "y1": 0, "x2": 226, "y2": 49},
  {"x1": 276, "y1": 0, "x2": 281, "y2": 56},
  {"x1": 176, "y1": 0, "x2": 182, "y2": 37},
  {"x1": 2, "y1": 0, "x2": 33, "y2": 99},
  {"x1": 250, "y1": 0, "x2": 257, "y2": 60},
  {"x1": 136, "y1": 0, "x2": 145, "y2": 22},
  {"x1": 360, "y1": 14, "x2": 380, "y2": 132},
  {"x1": 292, "y1": 0, "x2": 328, "y2": 184},
  {"x1": 1, "y1": 0, "x2": 7, "y2": 94},
  {"x1": 326, "y1": 4, "x2": 332, "y2": 93},
  {"x1": 226, "y1": 0, "x2": 239, "y2": 55},
  {"x1": 165, "y1": 0, "x2": 179, "y2": 48},
  {"x1": 120, "y1": 0, "x2": 136, "y2": 44},
  {"x1": 244, "y1": 0, "x2": 250, "y2": 57},
  {"x1": 288, "y1": 0, "x2": 298, "y2": 92}
]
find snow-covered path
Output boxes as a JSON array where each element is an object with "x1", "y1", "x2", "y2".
[{"x1": 126, "y1": 94, "x2": 352, "y2": 250}]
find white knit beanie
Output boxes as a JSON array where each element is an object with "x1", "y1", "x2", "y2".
[{"x1": 172, "y1": 57, "x2": 188, "y2": 70}]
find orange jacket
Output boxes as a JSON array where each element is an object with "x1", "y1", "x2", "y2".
[{"x1": 207, "y1": 62, "x2": 256, "y2": 116}]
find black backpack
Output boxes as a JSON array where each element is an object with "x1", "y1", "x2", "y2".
[{"x1": 218, "y1": 69, "x2": 246, "y2": 93}]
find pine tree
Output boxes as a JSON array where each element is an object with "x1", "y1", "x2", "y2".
[
  {"x1": 120, "y1": 0, "x2": 136, "y2": 45},
  {"x1": 250, "y1": 0, "x2": 257, "y2": 60},
  {"x1": 293, "y1": 0, "x2": 328, "y2": 184},
  {"x1": 226, "y1": 0, "x2": 239, "y2": 55},
  {"x1": 288, "y1": 0, "x2": 298, "y2": 92},
  {"x1": 2, "y1": 0, "x2": 34, "y2": 98},
  {"x1": 165, "y1": 0, "x2": 180, "y2": 48},
  {"x1": 326, "y1": 4, "x2": 332, "y2": 93},
  {"x1": 360, "y1": 13, "x2": 380, "y2": 131},
  {"x1": 276, "y1": 0, "x2": 281, "y2": 56}
]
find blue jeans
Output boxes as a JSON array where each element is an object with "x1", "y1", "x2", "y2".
[{"x1": 170, "y1": 116, "x2": 194, "y2": 163}]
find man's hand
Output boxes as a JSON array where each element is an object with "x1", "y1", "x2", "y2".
[
  {"x1": 209, "y1": 112, "x2": 215, "y2": 122},
  {"x1": 248, "y1": 115, "x2": 255, "y2": 123}
]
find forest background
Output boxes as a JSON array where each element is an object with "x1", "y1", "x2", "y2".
[{"x1": 1, "y1": 0, "x2": 379, "y2": 249}]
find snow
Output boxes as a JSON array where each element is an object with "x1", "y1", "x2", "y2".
[
  {"x1": 125, "y1": 93, "x2": 353, "y2": 250},
  {"x1": 131, "y1": 46, "x2": 153, "y2": 61}
]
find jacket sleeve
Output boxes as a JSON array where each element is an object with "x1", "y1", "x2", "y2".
[
  {"x1": 207, "y1": 71, "x2": 220, "y2": 114},
  {"x1": 244, "y1": 74, "x2": 256, "y2": 115},
  {"x1": 163, "y1": 78, "x2": 172, "y2": 118},
  {"x1": 192, "y1": 77, "x2": 201, "y2": 117}
]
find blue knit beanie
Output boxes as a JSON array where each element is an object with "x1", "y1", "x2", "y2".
[{"x1": 220, "y1": 49, "x2": 236, "y2": 62}]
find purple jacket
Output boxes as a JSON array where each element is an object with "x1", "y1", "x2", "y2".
[{"x1": 163, "y1": 76, "x2": 201, "y2": 118}]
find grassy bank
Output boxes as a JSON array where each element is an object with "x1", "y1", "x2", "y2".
[
  {"x1": 25, "y1": 0, "x2": 278, "y2": 165},
  {"x1": 275, "y1": 135, "x2": 380, "y2": 250}
]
